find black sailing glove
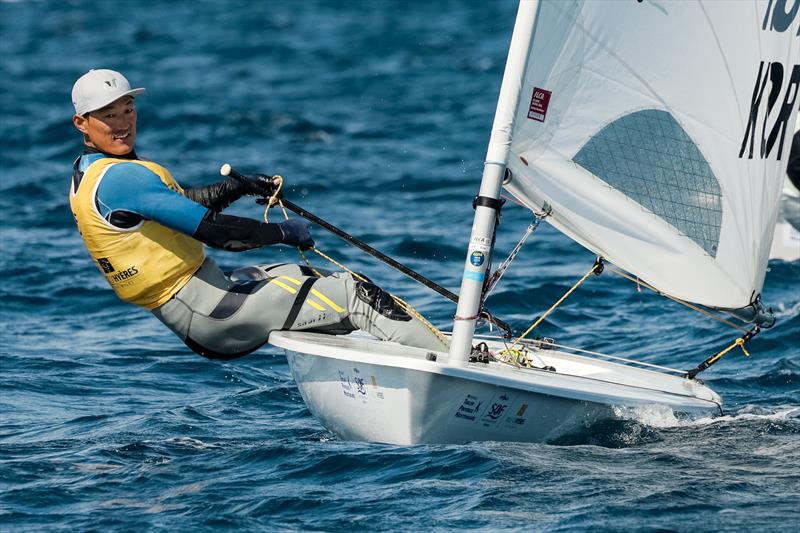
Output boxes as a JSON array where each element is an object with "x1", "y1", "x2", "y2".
[
  {"x1": 239, "y1": 173, "x2": 281, "y2": 200},
  {"x1": 184, "y1": 177, "x2": 246, "y2": 212},
  {"x1": 278, "y1": 219, "x2": 314, "y2": 250}
]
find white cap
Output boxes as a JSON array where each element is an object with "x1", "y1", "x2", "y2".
[{"x1": 71, "y1": 69, "x2": 145, "y2": 115}]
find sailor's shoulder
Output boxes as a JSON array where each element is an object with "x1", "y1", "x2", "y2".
[
  {"x1": 101, "y1": 160, "x2": 165, "y2": 191},
  {"x1": 75, "y1": 152, "x2": 106, "y2": 173}
]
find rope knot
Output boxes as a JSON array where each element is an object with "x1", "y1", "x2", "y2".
[
  {"x1": 735, "y1": 337, "x2": 750, "y2": 357},
  {"x1": 262, "y1": 176, "x2": 285, "y2": 222}
]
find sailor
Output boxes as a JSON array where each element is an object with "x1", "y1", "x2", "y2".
[
  {"x1": 69, "y1": 69, "x2": 448, "y2": 359},
  {"x1": 788, "y1": 129, "x2": 800, "y2": 192}
]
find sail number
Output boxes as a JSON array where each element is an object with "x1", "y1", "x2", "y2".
[
  {"x1": 739, "y1": 62, "x2": 799, "y2": 161},
  {"x1": 739, "y1": 1, "x2": 799, "y2": 161}
]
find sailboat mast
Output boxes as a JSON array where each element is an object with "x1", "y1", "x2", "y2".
[{"x1": 449, "y1": 0, "x2": 539, "y2": 364}]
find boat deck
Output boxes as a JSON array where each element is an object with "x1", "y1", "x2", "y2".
[{"x1": 269, "y1": 330, "x2": 722, "y2": 414}]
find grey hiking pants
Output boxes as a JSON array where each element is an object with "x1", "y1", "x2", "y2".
[{"x1": 152, "y1": 258, "x2": 448, "y2": 359}]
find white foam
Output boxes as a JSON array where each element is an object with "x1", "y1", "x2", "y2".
[
  {"x1": 164, "y1": 436, "x2": 220, "y2": 449},
  {"x1": 772, "y1": 299, "x2": 800, "y2": 319},
  {"x1": 612, "y1": 404, "x2": 800, "y2": 429}
]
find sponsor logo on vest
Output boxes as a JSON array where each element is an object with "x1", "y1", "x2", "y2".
[
  {"x1": 97, "y1": 257, "x2": 115, "y2": 273},
  {"x1": 108, "y1": 265, "x2": 139, "y2": 283}
]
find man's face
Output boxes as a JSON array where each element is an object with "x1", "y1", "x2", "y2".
[{"x1": 73, "y1": 96, "x2": 137, "y2": 155}]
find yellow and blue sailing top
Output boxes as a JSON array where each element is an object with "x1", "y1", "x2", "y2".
[{"x1": 69, "y1": 150, "x2": 208, "y2": 309}]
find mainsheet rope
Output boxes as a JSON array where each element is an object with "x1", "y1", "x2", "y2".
[
  {"x1": 603, "y1": 264, "x2": 748, "y2": 333},
  {"x1": 261, "y1": 183, "x2": 449, "y2": 346},
  {"x1": 495, "y1": 259, "x2": 603, "y2": 368}
]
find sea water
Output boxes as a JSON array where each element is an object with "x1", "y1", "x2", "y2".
[{"x1": 1, "y1": 1, "x2": 798, "y2": 530}]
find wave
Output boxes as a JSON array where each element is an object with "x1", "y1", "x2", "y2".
[{"x1": 547, "y1": 404, "x2": 800, "y2": 448}]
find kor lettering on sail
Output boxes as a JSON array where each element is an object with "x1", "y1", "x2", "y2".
[
  {"x1": 762, "y1": 0, "x2": 800, "y2": 35},
  {"x1": 738, "y1": 62, "x2": 799, "y2": 161}
]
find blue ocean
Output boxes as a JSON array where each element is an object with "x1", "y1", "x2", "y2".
[{"x1": 1, "y1": 1, "x2": 798, "y2": 530}]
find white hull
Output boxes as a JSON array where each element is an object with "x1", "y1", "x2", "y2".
[
  {"x1": 770, "y1": 218, "x2": 800, "y2": 262},
  {"x1": 271, "y1": 331, "x2": 722, "y2": 445},
  {"x1": 770, "y1": 184, "x2": 800, "y2": 262}
]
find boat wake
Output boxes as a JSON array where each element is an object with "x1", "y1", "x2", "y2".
[
  {"x1": 614, "y1": 403, "x2": 800, "y2": 428},
  {"x1": 549, "y1": 404, "x2": 800, "y2": 448}
]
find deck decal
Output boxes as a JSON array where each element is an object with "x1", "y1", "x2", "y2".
[
  {"x1": 338, "y1": 370, "x2": 355, "y2": 399},
  {"x1": 463, "y1": 270, "x2": 485, "y2": 283},
  {"x1": 370, "y1": 375, "x2": 385, "y2": 400},
  {"x1": 352, "y1": 367, "x2": 368, "y2": 404},
  {"x1": 454, "y1": 394, "x2": 485, "y2": 422},
  {"x1": 503, "y1": 402, "x2": 530, "y2": 428},
  {"x1": 354, "y1": 376, "x2": 367, "y2": 396},
  {"x1": 470, "y1": 251, "x2": 485, "y2": 266},
  {"x1": 480, "y1": 393, "x2": 514, "y2": 428}
]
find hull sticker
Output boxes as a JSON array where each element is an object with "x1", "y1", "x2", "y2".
[
  {"x1": 454, "y1": 393, "x2": 485, "y2": 422},
  {"x1": 480, "y1": 393, "x2": 514, "y2": 428}
]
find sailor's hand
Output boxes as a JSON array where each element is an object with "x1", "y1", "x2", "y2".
[
  {"x1": 242, "y1": 173, "x2": 281, "y2": 199},
  {"x1": 278, "y1": 219, "x2": 314, "y2": 250}
]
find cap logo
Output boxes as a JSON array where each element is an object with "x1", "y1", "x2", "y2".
[{"x1": 72, "y1": 69, "x2": 143, "y2": 115}]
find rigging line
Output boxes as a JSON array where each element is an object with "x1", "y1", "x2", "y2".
[
  {"x1": 261, "y1": 175, "x2": 284, "y2": 223},
  {"x1": 263, "y1": 180, "x2": 325, "y2": 277},
  {"x1": 309, "y1": 246, "x2": 449, "y2": 345},
  {"x1": 483, "y1": 213, "x2": 547, "y2": 298},
  {"x1": 504, "y1": 258, "x2": 604, "y2": 353},
  {"x1": 519, "y1": 339, "x2": 686, "y2": 374},
  {"x1": 270, "y1": 197, "x2": 449, "y2": 345},
  {"x1": 603, "y1": 264, "x2": 748, "y2": 332},
  {"x1": 467, "y1": 332, "x2": 686, "y2": 374},
  {"x1": 684, "y1": 327, "x2": 759, "y2": 379}
]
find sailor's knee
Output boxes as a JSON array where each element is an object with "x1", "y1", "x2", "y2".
[
  {"x1": 355, "y1": 281, "x2": 411, "y2": 322},
  {"x1": 228, "y1": 265, "x2": 271, "y2": 282}
]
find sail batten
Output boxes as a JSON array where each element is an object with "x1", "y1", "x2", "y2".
[{"x1": 504, "y1": 0, "x2": 799, "y2": 309}]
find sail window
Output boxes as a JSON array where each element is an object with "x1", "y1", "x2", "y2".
[{"x1": 573, "y1": 109, "x2": 722, "y2": 257}]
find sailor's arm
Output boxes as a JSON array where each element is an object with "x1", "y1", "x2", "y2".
[
  {"x1": 183, "y1": 173, "x2": 279, "y2": 212},
  {"x1": 96, "y1": 163, "x2": 313, "y2": 250},
  {"x1": 182, "y1": 177, "x2": 246, "y2": 212}
]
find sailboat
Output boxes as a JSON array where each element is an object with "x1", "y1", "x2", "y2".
[
  {"x1": 770, "y1": 177, "x2": 800, "y2": 262},
  {"x1": 769, "y1": 118, "x2": 800, "y2": 262},
  {"x1": 268, "y1": 0, "x2": 800, "y2": 444}
]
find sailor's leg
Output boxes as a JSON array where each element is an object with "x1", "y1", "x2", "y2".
[
  {"x1": 153, "y1": 261, "x2": 356, "y2": 358},
  {"x1": 152, "y1": 259, "x2": 292, "y2": 358},
  {"x1": 228, "y1": 262, "x2": 334, "y2": 281},
  {"x1": 240, "y1": 265, "x2": 447, "y2": 351},
  {"x1": 153, "y1": 259, "x2": 447, "y2": 358},
  {"x1": 291, "y1": 272, "x2": 449, "y2": 352}
]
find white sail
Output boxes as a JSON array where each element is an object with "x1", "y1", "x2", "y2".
[{"x1": 504, "y1": 0, "x2": 800, "y2": 309}]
